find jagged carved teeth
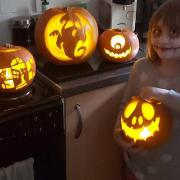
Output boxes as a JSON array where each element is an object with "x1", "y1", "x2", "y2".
[{"x1": 104, "y1": 48, "x2": 131, "y2": 59}]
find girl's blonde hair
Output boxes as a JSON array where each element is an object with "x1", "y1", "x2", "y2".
[{"x1": 147, "y1": 0, "x2": 180, "y2": 63}]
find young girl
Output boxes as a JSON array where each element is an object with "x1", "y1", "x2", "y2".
[{"x1": 114, "y1": 0, "x2": 180, "y2": 179}]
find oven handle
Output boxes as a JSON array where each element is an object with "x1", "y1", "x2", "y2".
[{"x1": 74, "y1": 103, "x2": 83, "y2": 139}]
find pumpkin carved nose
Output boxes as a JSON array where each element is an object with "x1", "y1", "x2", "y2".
[{"x1": 132, "y1": 116, "x2": 143, "y2": 125}]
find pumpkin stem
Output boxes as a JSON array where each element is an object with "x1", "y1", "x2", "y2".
[{"x1": 113, "y1": 28, "x2": 122, "y2": 32}]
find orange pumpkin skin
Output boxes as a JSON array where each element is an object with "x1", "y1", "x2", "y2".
[
  {"x1": 0, "y1": 44, "x2": 36, "y2": 93},
  {"x1": 35, "y1": 7, "x2": 99, "y2": 65},
  {"x1": 120, "y1": 96, "x2": 172, "y2": 149},
  {"x1": 99, "y1": 29, "x2": 139, "y2": 63}
]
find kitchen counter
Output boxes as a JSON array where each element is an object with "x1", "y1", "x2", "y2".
[{"x1": 35, "y1": 43, "x2": 146, "y2": 97}]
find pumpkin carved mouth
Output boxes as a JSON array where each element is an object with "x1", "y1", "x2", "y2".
[
  {"x1": 104, "y1": 47, "x2": 131, "y2": 59},
  {"x1": 121, "y1": 116, "x2": 160, "y2": 142}
]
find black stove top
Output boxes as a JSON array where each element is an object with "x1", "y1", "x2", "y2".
[{"x1": 0, "y1": 70, "x2": 62, "y2": 114}]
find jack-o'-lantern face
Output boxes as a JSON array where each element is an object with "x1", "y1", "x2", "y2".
[
  {"x1": 99, "y1": 29, "x2": 139, "y2": 63},
  {"x1": 120, "y1": 96, "x2": 172, "y2": 149},
  {"x1": 35, "y1": 7, "x2": 99, "y2": 65},
  {"x1": 0, "y1": 45, "x2": 36, "y2": 93}
]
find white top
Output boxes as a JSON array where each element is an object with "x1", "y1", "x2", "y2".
[{"x1": 119, "y1": 57, "x2": 180, "y2": 180}]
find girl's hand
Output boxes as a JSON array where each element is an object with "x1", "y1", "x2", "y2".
[
  {"x1": 139, "y1": 86, "x2": 169, "y2": 101},
  {"x1": 114, "y1": 126, "x2": 145, "y2": 154}
]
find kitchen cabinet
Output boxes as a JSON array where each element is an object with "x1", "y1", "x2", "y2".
[{"x1": 65, "y1": 82, "x2": 127, "y2": 180}]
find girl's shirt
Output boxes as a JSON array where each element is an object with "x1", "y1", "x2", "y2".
[{"x1": 120, "y1": 57, "x2": 180, "y2": 180}]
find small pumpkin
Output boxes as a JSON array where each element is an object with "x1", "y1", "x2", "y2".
[
  {"x1": 99, "y1": 28, "x2": 139, "y2": 63},
  {"x1": 119, "y1": 96, "x2": 172, "y2": 149},
  {"x1": 35, "y1": 7, "x2": 99, "y2": 65},
  {"x1": 0, "y1": 44, "x2": 36, "y2": 93}
]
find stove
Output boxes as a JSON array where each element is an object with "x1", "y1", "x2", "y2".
[
  {"x1": 0, "y1": 70, "x2": 62, "y2": 112},
  {"x1": 0, "y1": 70, "x2": 65, "y2": 180}
]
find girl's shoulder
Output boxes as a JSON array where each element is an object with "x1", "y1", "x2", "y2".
[
  {"x1": 133, "y1": 57, "x2": 152, "y2": 71},
  {"x1": 133, "y1": 57, "x2": 154, "y2": 72}
]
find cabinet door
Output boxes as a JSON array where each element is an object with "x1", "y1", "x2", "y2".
[{"x1": 65, "y1": 82, "x2": 127, "y2": 180}]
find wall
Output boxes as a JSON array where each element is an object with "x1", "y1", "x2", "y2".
[{"x1": 0, "y1": 0, "x2": 99, "y2": 43}]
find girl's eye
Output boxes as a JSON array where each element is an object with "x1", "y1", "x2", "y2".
[
  {"x1": 169, "y1": 29, "x2": 180, "y2": 38},
  {"x1": 152, "y1": 28, "x2": 161, "y2": 37}
]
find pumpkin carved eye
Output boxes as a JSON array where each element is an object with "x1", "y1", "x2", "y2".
[
  {"x1": 142, "y1": 103, "x2": 154, "y2": 120},
  {"x1": 65, "y1": 21, "x2": 74, "y2": 29},
  {"x1": 111, "y1": 35, "x2": 125, "y2": 49},
  {"x1": 124, "y1": 101, "x2": 137, "y2": 118},
  {"x1": 75, "y1": 21, "x2": 81, "y2": 28}
]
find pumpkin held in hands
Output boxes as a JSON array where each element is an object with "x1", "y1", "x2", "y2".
[
  {"x1": 99, "y1": 28, "x2": 139, "y2": 63},
  {"x1": 35, "y1": 7, "x2": 98, "y2": 65},
  {"x1": 0, "y1": 44, "x2": 36, "y2": 93},
  {"x1": 119, "y1": 96, "x2": 172, "y2": 149}
]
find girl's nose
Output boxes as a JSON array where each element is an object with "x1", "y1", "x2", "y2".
[{"x1": 158, "y1": 33, "x2": 170, "y2": 45}]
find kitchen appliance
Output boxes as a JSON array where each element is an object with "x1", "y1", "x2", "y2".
[
  {"x1": 98, "y1": 0, "x2": 137, "y2": 31},
  {"x1": 11, "y1": 16, "x2": 36, "y2": 52},
  {"x1": 0, "y1": 70, "x2": 66, "y2": 180}
]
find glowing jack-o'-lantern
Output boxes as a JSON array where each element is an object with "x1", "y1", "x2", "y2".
[
  {"x1": 0, "y1": 44, "x2": 36, "y2": 93},
  {"x1": 119, "y1": 96, "x2": 172, "y2": 149},
  {"x1": 99, "y1": 29, "x2": 139, "y2": 63},
  {"x1": 35, "y1": 7, "x2": 99, "y2": 65}
]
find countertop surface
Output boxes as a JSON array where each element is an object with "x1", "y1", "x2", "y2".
[{"x1": 35, "y1": 43, "x2": 146, "y2": 97}]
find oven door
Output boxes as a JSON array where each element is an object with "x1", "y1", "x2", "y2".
[{"x1": 0, "y1": 96, "x2": 65, "y2": 180}]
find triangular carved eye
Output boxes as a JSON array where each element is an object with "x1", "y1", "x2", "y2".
[
  {"x1": 142, "y1": 102, "x2": 154, "y2": 120},
  {"x1": 124, "y1": 101, "x2": 138, "y2": 118}
]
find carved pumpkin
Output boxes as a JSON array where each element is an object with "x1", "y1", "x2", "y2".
[
  {"x1": 35, "y1": 7, "x2": 99, "y2": 65},
  {"x1": 0, "y1": 44, "x2": 36, "y2": 93},
  {"x1": 99, "y1": 29, "x2": 139, "y2": 63},
  {"x1": 119, "y1": 96, "x2": 172, "y2": 149}
]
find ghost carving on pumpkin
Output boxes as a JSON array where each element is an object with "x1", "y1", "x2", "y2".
[
  {"x1": 35, "y1": 7, "x2": 99, "y2": 65},
  {"x1": 49, "y1": 13, "x2": 87, "y2": 59},
  {"x1": 119, "y1": 96, "x2": 172, "y2": 149}
]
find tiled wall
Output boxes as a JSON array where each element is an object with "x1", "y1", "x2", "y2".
[{"x1": 0, "y1": 0, "x2": 98, "y2": 43}]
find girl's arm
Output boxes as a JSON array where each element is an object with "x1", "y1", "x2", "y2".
[{"x1": 140, "y1": 87, "x2": 180, "y2": 113}]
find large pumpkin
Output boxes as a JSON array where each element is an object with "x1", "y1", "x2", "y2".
[
  {"x1": 99, "y1": 29, "x2": 139, "y2": 63},
  {"x1": 0, "y1": 44, "x2": 36, "y2": 93},
  {"x1": 35, "y1": 7, "x2": 99, "y2": 65},
  {"x1": 119, "y1": 96, "x2": 172, "y2": 149}
]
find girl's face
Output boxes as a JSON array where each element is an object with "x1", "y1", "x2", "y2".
[{"x1": 151, "y1": 20, "x2": 180, "y2": 61}]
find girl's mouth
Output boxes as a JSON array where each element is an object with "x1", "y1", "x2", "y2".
[{"x1": 154, "y1": 46, "x2": 180, "y2": 51}]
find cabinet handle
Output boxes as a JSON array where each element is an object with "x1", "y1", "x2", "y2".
[{"x1": 74, "y1": 103, "x2": 83, "y2": 139}]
